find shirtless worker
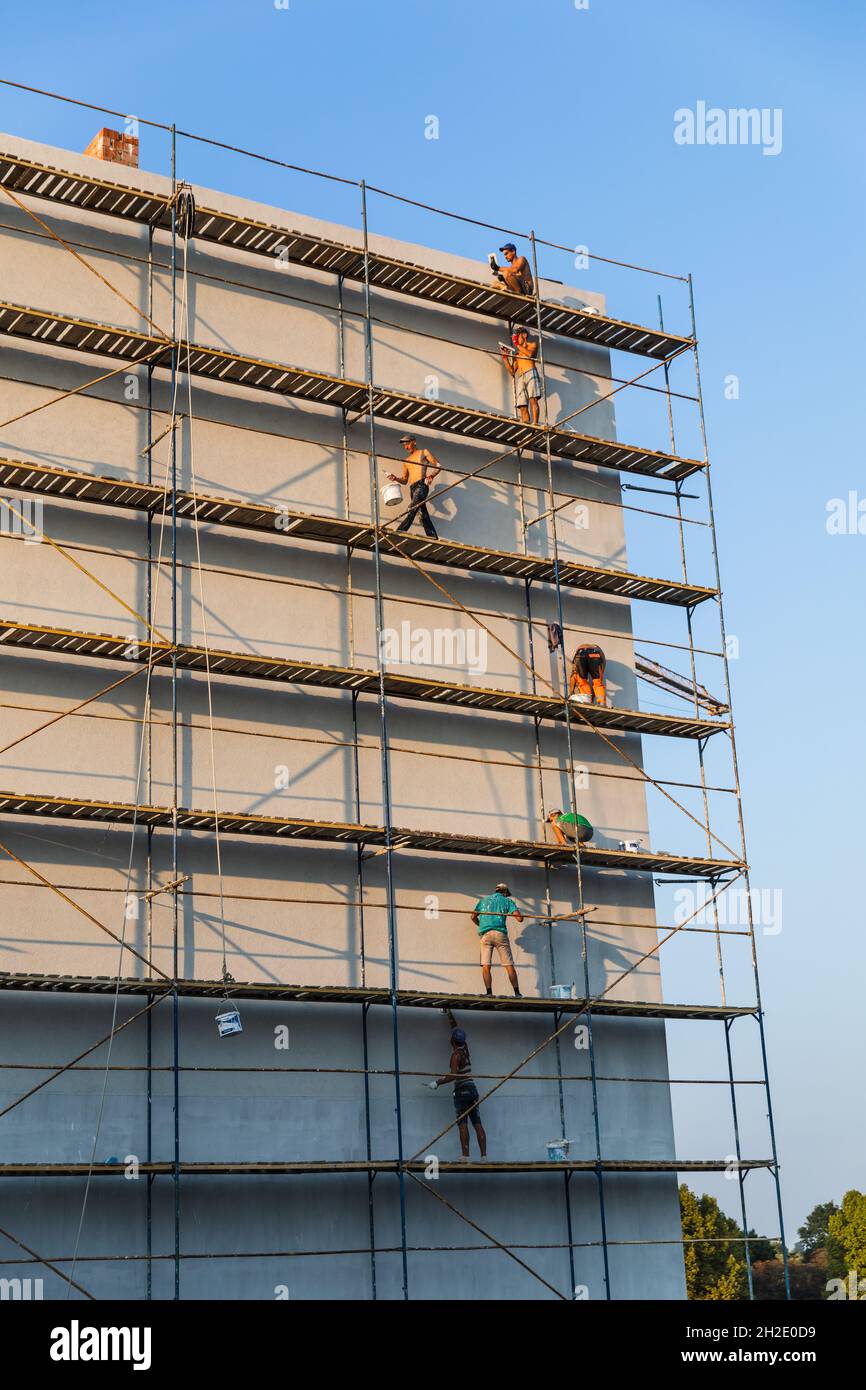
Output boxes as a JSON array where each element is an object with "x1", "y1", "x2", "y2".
[
  {"x1": 386, "y1": 434, "x2": 441, "y2": 539},
  {"x1": 471, "y1": 882, "x2": 523, "y2": 997},
  {"x1": 487, "y1": 242, "x2": 534, "y2": 296},
  {"x1": 500, "y1": 328, "x2": 542, "y2": 426},
  {"x1": 425, "y1": 1013, "x2": 487, "y2": 1161}
]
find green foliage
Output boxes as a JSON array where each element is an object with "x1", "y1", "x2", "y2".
[
  {"x1": 745, "y1": 1230, "x2": 776, "y2": 1263},
  {"x1": 753, "y1": 1259, "x2": 827, "y2": 1301},
  {"x1": 680, "y1": 1185, "x2": 746, "y2": 1300},
  {"x1": 828, "y1": 1190, "x2": 866, "y2": 1277},
  {"x1": 797, "y1": 1201, "x2": 840, "y2": 1258}
]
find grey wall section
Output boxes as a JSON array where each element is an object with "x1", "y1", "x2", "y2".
[{"x1": 0, "y1": 133, "x2": 685, "y2": 1299}]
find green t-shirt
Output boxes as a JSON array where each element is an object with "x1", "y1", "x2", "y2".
[
  {"x1": 558, "y1": 812, "x2": 593, "y2": 832},
  {"x1": 473, "y1": 892, "x2": 517, "y2": 936}
]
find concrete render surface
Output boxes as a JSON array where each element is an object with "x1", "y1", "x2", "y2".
[{"x1": 0, "y1": 130, "x2": 688, "y2": 1299}]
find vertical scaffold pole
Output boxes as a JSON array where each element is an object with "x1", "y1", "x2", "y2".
[
  {"x1": 687, "y1": 273, "x2": 790, "y2": 1299},
  {"x1": 360, "y1": 181, "x2": 409, "y2": 1299},
  {"x1": 529, "y1": 232, "x2": 609, "y2": 1300},
  {"x1": 145, "y1": 223, "x2": 155, "y2": 1302},
  {"x1": 169, "y1": 123, "x2": 181, "y2": 1302},
  {"x1": 338, "y1": 276, "x2": 378, "y2": 1298}
]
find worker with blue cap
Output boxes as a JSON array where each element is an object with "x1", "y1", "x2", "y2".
[
  {"x1": 487, "y1": 242, "x2": 534, "y2": 296},
  {"x1": 425, "y1": 1012, "x2": 487, "y2": 1160}
]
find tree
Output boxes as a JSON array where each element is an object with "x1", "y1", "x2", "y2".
[
  {"x1": 797, "y1": 1201, "x2": 840, "y2": 1259},
  {"x1": 680, "y1": 1185, "x2": 746, "y2": 1299},
  {"x1": 828, "y1": 1190, "x2": 866, "y2": 1279},
  {"x1": 752, "y1": 1259, "x2": 826, "y2": 1301},
  {"x1": 745, "y1": 1230, "x2": 776, "y2": 1264}
]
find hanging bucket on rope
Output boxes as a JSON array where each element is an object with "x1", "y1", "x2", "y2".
[
  {"x1": 547, "y1": 1138, "x2": 570, "y2": 1162},
  {"x1": 381, "y1": 481, "x2": 403, "y2": 508},
  {"x1": 215, "y1": 1008, "x2": 243, "y2": 1038}
]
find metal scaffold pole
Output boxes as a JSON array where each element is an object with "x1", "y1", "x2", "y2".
[
  {"x1": 169, "y1": 122, "x2": 181, "y2": 1303},
  {"x1": 529, "y1": 231, "x2": 610, "y2": 1299},
  {"x1": 687, "y1": 273, "x2": 791, "y2": 1300},
  {"x1": 360, "y1": 180, "x2": 409, "y2": 1299}
]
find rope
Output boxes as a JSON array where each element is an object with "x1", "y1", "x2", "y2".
[{"x1": 179, "y1": 231, "x2": 230, "y2": 992}]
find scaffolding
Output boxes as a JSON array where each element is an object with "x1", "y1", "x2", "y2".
[{"x1": 0, "y1": 79, "x2": 789, "y2": 1302}]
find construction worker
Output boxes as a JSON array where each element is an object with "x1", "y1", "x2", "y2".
[
  {"x1": 425, "y1": 1014, "x2": 487, "y2": 1160},
  {"x1": 471, "y1": 882, "x2": 523, "y2": 997},
  {"x1": 386, "y1": 434, "x2": 440, "y2": 539},
  {"x1": 487, "y1": 242, "x2": 534, "y2": 296},
  {"x1": 569, "y1": 642, "x2": 607, "y2": 706},
  {"x1": 548, "y1": 808, "x2": 594, "y2": 847},
  {"x1": 499, "y1": 328, "x2": 542, "y2": 426}
]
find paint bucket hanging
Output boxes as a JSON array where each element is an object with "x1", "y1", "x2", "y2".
[
  {"x1": 547, "y1": 1139, "x2": 570, "y2": 1162},
  {"x1": 215, "y1": 1008, "x2": 243, "y2": 1038},
  {"x1": 381, "y1": 481, "x2": 403, "y2": 507}
]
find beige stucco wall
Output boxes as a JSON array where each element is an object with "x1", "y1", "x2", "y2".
[{"x1": 0, "y1": 132, "x2": 685, "y2": 1300}]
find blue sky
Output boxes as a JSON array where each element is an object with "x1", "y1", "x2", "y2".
[{"x1": 1, "y1": 0, "x2": 863, "y2": 1247}]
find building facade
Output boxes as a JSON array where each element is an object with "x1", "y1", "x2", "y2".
[{"x1": 0, "y1": 128, "x2": 746, "y2": 1300}]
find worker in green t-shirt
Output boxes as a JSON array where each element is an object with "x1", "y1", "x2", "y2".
[
  {"x1": 548, "y1": 808, "x2": 594, "y2": 847},
  {"x1": 470, "y1": 882, "x2": 523, "y2": 997}
]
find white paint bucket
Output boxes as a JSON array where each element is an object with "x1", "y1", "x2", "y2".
[
  {"x1": 618, "y1": 840, "x2": 643, "y2": 853},
  {"x1": 216, "y1": 1008, "x2": 243, "y2": 1037},
  {"x1": 550, "y1": 983, "x2": 575, "y2": 1000},
  {"x1": 382, "y1": 482, "x2": 403, "y2": 507},
  {"x1": 547, "y1": 1139, "x2": 570, "y2": 1161}
]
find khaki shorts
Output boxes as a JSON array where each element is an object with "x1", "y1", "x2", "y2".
[{"x1": 479, "y1": 930, "x2": 514, "y2": 967}]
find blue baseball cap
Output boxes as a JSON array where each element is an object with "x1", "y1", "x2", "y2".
[
  {"x1": 451, "y1": 1028, "x2": 467, "y2": 1045},
  {"x1": 499, "y1": 242, "x2": 517, "y2": 253}
]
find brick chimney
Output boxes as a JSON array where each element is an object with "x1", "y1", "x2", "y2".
[{"x1": 83, "y1": 127, "x2": 139, "y2": 169}]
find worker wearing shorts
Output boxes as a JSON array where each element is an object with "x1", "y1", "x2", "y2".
[
  {"x1": 514, "y1": 367, "x2": 542, "y2": 410},
  {"x1": 471, "y1": 883, "x2": 523, "y2": 997},
  {"x1": 500, "y1": 329, "x2": 542, "y2": 425}
]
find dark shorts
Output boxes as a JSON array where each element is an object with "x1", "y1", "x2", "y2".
[{"x1": 454, "y1": 1084, "x2": 482, "y2": 1126}]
